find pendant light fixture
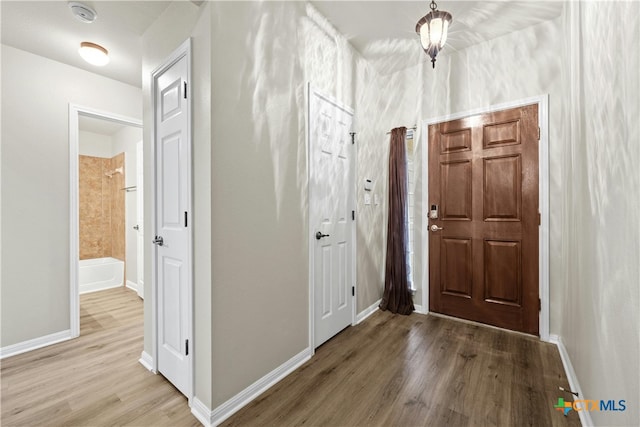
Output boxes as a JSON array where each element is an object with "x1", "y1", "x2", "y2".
[{"x1": 415, "y1": 0, "x2": 452, "y2": 69}]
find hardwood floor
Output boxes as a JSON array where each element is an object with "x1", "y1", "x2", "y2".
[
  {"x1": 223, "y1": 311, "x2": 581, "y2": 427},
  {"x1": 0, "y1": 287, "x2": 199, "y2": 427},
  {"x1": 2, "y1": 289, "x2": 581, "y2": 426}
]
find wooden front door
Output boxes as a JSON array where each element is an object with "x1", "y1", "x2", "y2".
[{"x1": 428, "y1": 104, "x2": 539, "y2": 335}]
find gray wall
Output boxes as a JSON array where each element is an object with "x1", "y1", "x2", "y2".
[
  {"x1": 0, "y1": 45, "x2": 142, "y2": 347},
  {"x1": 141, "y1": 0, "x2": 213, "y2": 408},
  {"x1": 559, "y1": 2, "x2": 639, "y2": 425}
]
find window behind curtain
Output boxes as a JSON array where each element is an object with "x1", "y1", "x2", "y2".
[{"x1": 405, "y1": 129, "x2": 415, "y2": 291}]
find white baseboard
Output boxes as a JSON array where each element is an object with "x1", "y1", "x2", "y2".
[
  {"x1": 137, "y1": 280, "x2": 144, "y2": 299},
  {"x1": 356, "y1": 299, "x2": 381, "y2": 324},
  {"x1": 191, "y1": 397, "x2": 213, "y2": 427},
  {"x1": 413, "y1": 304, "x2": 426, "y2": 314},
  {"x1": 198, "y1": 347, "x2": 311, "y2": 426},
  {"x1": 0, "y1": 329, "x2": 73, "y2": 359},
  {"x1": 139, "y1": 350, "x2": 156, "y2": 373},
  {"x1": 126, "y1": 280, "x2": 138, "y2": 293},
  {"x1": 79, "y1": 282, "x2": 122, "y2": 295},
  {"x1": 549, "y1": 334, "x2": 591, "y2": 427}
]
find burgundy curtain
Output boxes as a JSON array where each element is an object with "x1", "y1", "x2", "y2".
[{"x1": 379, "y1": 127, "x2": 414, "y2": 315}]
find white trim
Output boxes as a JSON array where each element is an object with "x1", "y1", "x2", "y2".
[
  {"x1": 538, "y1": 95, "x2": 550, "y2": 342},
  {"x1": 69, "y1": 104, "x2": 143, "y2": 339},
  {"x1": 190, "y1": 397, "x2": 213, "y2": 427},
  {"x1": 0, "y1": 330, "x2": 72, "y2": 359},
  {"x1": 420, "y1": 95, "x2": 550, "y2": 341},
  {"x1": 126, "y1": 280, "x2": 138, "y2": 293},
  {"x1": 306, "y1": 82, "x2": 314, "y2": 355},
  {"x1": 429, "y1": 311, "x2": 538, "y2": 338},
  {"x1": 356, "y1": 299, "x2": 381, "y2": 324},
  {"x1": 150, "y1": 38, "x2": 194, "y2": 399},
  {"x1": 80, "y1": 282, "x2": 123, "y2": 295},
  {"x1": 413, "y1": 304, "x2": 426, "y2": 314},
  {"x1": 307, "y1": 83, "x2": 356, "y2": 352},
  {"x1": 138, "y1": 350, "x2": 156, "y2": 373},
  {"x1": 137, "y1": 280, "x2": 144, "y2": 299},
  {"x1": 351, "y1": 132, "x2": 358, "y2": 328},
  {"x1": 201, "y1": 348, "x2": 312, "y2": 427},
  {"x1": 549, "y1": 334, "x2": 592, "y2": 427}
]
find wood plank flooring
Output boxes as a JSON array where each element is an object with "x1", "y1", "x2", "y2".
[
  {"x1": 2, "y1": 288, "x2": 581, "y2": 426},
  {"x1": 1, "y1": 287, "x2": 199, "y2": 427},
  {"x1": 223, "y1": 311, "x2": 582, "y2": 427}
]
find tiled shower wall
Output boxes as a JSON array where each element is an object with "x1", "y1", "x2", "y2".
[{"x1": 79, "y1": 153, "x2": 125, "y2": 261}]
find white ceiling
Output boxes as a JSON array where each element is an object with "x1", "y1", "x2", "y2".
[
  {"x1": 311, "y1": 1, "x2": 563, "y2": 74},
  {"x1": 1, "y1": 1, "x2": 172, "y2": 87},
  {"x1": 1, "y1": 1, "x2": 563, "y2": 87}
]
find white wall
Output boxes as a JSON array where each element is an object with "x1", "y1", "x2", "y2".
[
  {"x1": 112, "y1": 126, "x2": 143, "y2": 285},
  {"x1": 0, "y1": 45, "x2": 142, "y2": 348},
  {"x1": 559, "y1": 2, "x2": 639, "y2": 425},
  {"x1": 78, "y1": 131, "x2": 113, "y2": 158}
]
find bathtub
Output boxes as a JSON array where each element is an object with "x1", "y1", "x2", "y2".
[{"x1": 79, "y1": 257, "x2": 124, "y2": 294}]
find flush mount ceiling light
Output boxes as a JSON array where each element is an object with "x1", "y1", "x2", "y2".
[
  {"x1": 68, "y1": 2, "x2": 97, "y2": 23},
  {"x1": 79, "y1": 42, "x2": 109, "y2": 66},
  {"x1": 415, "y1": 0, "x2": 452, "y2": 69}
]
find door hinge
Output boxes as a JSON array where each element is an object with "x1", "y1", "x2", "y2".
[
  {"x1": 185, "y1": 211, "x2": 188, "y2": 227},
  {"x1": 537, "y1": 127, "x2": 540, "y2": 141},
  {"x1": 350, "y1": 132, "x2": 355, "y2": 145},
  {"x1": 352, "y1": 286, "x2": 355, "y2": 297},
  {"x1": 538, "y1": 212, "x2": 541, "y2": 226},
  {"x1": 184, "y1": 81, "x2": 187, "y2": 99},
  {"x1": 538, "y1": 298, "x2": 542, "y2": 312},
  {"x1": 352, "y1": 210, "x2": 355, "y2": 221},
  {"x1": 185, "y1": 339, "x2": 189, "y2": 356}
]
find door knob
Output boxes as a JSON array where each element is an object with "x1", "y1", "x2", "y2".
[
  {"x1": 315, "y1": 231, "x2": 330, "y2": 240},
  {"x1": 152, "y1": 235, "x2": 164, "y2": 246},
  {"x1": 430, "y1": 225, "x2": 444, "y2": 232}
]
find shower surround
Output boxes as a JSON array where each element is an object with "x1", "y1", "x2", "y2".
[{"x1": 79, "y1": 153, "x2": 125, "y2": 261}]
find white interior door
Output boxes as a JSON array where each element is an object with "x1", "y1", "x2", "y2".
[
  {"x1": 153, "y1": 47, "x2": 192, "y2": 397},
  {"x1": 309, "y1": 86, "x2": 355, "y2": 348},
  {"x1": 136, "y1": 140, "x2": 144, "y2": 299}
]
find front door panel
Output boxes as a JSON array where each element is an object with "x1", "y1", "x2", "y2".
[{"x1": 429, "y1": 104, "x2": 539, "y2": 334}]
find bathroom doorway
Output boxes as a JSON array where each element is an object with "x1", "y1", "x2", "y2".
[{"x1": 69, "y1": 105, "x2": 143, "y2": 338}]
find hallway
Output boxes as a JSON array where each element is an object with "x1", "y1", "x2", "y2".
[{"x1": 224, "y1": 311, "x2": 582, "y2": 426}]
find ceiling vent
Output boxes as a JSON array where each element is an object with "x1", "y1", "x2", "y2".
[{"x1": 68, "y1": 2, "x2": 97, "y2": 23}]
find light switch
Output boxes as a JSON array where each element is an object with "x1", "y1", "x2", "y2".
[
  {"x1": 364, "y1": 193, "x2": 371, "y2": 205},
  {"x1": 374, "y1": 194, "x2": 380, "y2": 205}
]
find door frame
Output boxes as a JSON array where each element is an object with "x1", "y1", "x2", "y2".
[
  {"x1": 150, "y1": 38, "x2": 194, "y2": 399},
  {"x1": 420, "y1": 95, "x2": 550, "y2": 341},
  {"x1": 136, "y1": 140, "x2": 144, "y2": 299},
  {"x1": 69, "y1": 104, "x2": 143, "y2": 337},
  {"x1": 306, "y1": 83, "x2": 357, "y2": 353}
]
